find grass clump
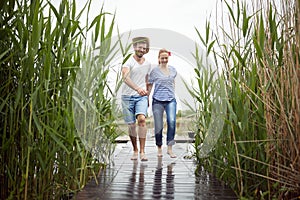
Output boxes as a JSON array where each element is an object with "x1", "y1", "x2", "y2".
[
  {"x1": 191, "y1": 0, "x2": 300, "y2": 199},
  {"x1": 0, "y1": 0, "x2": 121, "y2": 199}
]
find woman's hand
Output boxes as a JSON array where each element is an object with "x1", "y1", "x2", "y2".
[{"x1": 136, "y1": 88, "x2": 148, "y2": 96}]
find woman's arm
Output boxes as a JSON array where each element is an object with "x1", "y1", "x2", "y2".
[{"x1": 146, "y1": 74, "x2": 153, "y2": 96}]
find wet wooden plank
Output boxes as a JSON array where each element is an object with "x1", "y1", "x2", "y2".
[{"x1": 75, "y1": 135, "x2": 237, "y2": 200}]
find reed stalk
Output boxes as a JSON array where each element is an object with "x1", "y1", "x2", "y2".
[
  {"x1": 0, "y1": 0, "x2": 119, "y2": 199},
  {"x1": 191, "y1": 0, "x2": 299, "y2": 198}
]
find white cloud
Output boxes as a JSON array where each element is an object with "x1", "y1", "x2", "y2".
[
  {"x1": 102, "y1": 0, "x2": 218, "y2": 40},
  {"x1": 49, "y1": 0, "x2": 220, "y2": 111}
]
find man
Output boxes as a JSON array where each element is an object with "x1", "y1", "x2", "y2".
[{"x1": 121, "y1": 37, "x2": 151, "y2": 161}]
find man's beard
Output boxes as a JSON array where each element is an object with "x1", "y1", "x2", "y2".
[{"x1": 136, "y1": 52, "x2": 143, "y2": 58}]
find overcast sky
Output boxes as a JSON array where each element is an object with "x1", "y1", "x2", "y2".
[
  {"x1": 99, "y1": 1, "x2": 220, "y2": 69},
  {"x1": 51, "y1": 0, "x2": 221, "y2": 110},
  {"x1": 86, "y1": 0, "x2": 217, "y2": 110},
  {"x1": 50, "y1": 0, "x2": 220, "y2": 43},
  {"x1": 100, "y1": 0, "x2": 220, "y2": 110},
  {"x1": 101, "y1": 0, "x2": 219, "y2": 41}
]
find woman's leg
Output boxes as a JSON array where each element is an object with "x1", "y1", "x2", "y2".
[
  {"x1": 166, "y1": 99, "x2": 177, "y2": 145},
  {"x1": 166, "y1": 99, "x2": 177, "y2": 158},
  {"x1": 152, "y1": 100, "x2": 164, "y2": 156}
]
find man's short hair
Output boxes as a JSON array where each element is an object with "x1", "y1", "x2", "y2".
[{"x1": 132, "y1": 37, "x2": 150, "y2": 54}]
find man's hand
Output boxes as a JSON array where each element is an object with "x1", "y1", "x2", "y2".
[{"x1": 136, "y1": 88, "x2": 148, "y2": 96}]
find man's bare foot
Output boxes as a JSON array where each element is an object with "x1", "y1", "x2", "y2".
[
  {"x1": 140, "y1": 152, "x2": 148, "y2": 161},
  {"x1": 131, "y1": 152, "x2": 138, "y2": 160}
]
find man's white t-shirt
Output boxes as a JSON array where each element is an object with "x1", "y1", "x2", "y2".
[{"x1": 122, "y1": 55, "x2": 152, "y2": 96}]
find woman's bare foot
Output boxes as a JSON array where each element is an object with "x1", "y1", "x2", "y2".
[
  {"x1": 157, "y1": 146, "x2": 163, "y2": 157},
  {"x1": 167, "y1": 146, "x2": 177, "y2": 158}
]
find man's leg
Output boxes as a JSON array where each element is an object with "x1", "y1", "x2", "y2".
[
  {"x1": 137, "y1": 114, "x2": 148, "y2": 161},
  {"x1": 128, "y1": 123, "x2": 138, "y2": 160}
]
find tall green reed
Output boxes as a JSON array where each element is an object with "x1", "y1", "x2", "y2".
[
  {"x1": 0, "y1": 0, "x2": 119, "y2": 199},
  {"x1": 191, "y1": 0, "x2": 299, "y2": 198}
]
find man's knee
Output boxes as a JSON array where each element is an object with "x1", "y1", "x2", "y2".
[{"x1": 137, "y1": 115, "x2": 146, "y2": 126}]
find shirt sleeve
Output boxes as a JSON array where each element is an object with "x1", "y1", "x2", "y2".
[
  {"x1": 148, "y1": 67, "x2": 156, "y2": 84},
  {"x1": 122, "y1": 56, "x2": 133, "y2": 69}
]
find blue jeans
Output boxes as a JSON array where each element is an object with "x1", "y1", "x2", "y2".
[
  {"x1": 121, "y1": 95, "x2": 148, "y2": 124},
  {"x1": 152, "y1": 98, "x2": 177, "y2": 146}
]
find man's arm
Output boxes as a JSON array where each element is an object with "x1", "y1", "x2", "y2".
[
  {"x1": 122, "y1": 67, "x2": 148, "y2": 96},
  {"x1": 122, "y1": 67, "x2": 138, "y2": 90}
]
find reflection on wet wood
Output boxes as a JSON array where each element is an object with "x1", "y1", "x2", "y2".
[{"x1": 75, "y1": 137, "x2": 238, "y2": 200}]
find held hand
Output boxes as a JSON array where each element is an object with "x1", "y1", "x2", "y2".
[{"x1": 136, "y1": 88, "x2": 148, "y2": 96}]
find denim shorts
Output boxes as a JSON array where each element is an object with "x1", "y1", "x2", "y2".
[{"x1": 121, "y1": 95, "x2": 148, "y2": 124}]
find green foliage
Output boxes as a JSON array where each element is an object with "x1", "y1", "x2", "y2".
[
  {"x1": 0, "y1": 0, "x2": 120, "y2": 199},
  {"x1": 191, "y1": 0, "x2": 300, "y2": 199}
]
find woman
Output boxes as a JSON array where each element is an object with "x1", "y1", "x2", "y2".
[{"x1": 148, "y1": 48, "x2": 177, "y2": 158}]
